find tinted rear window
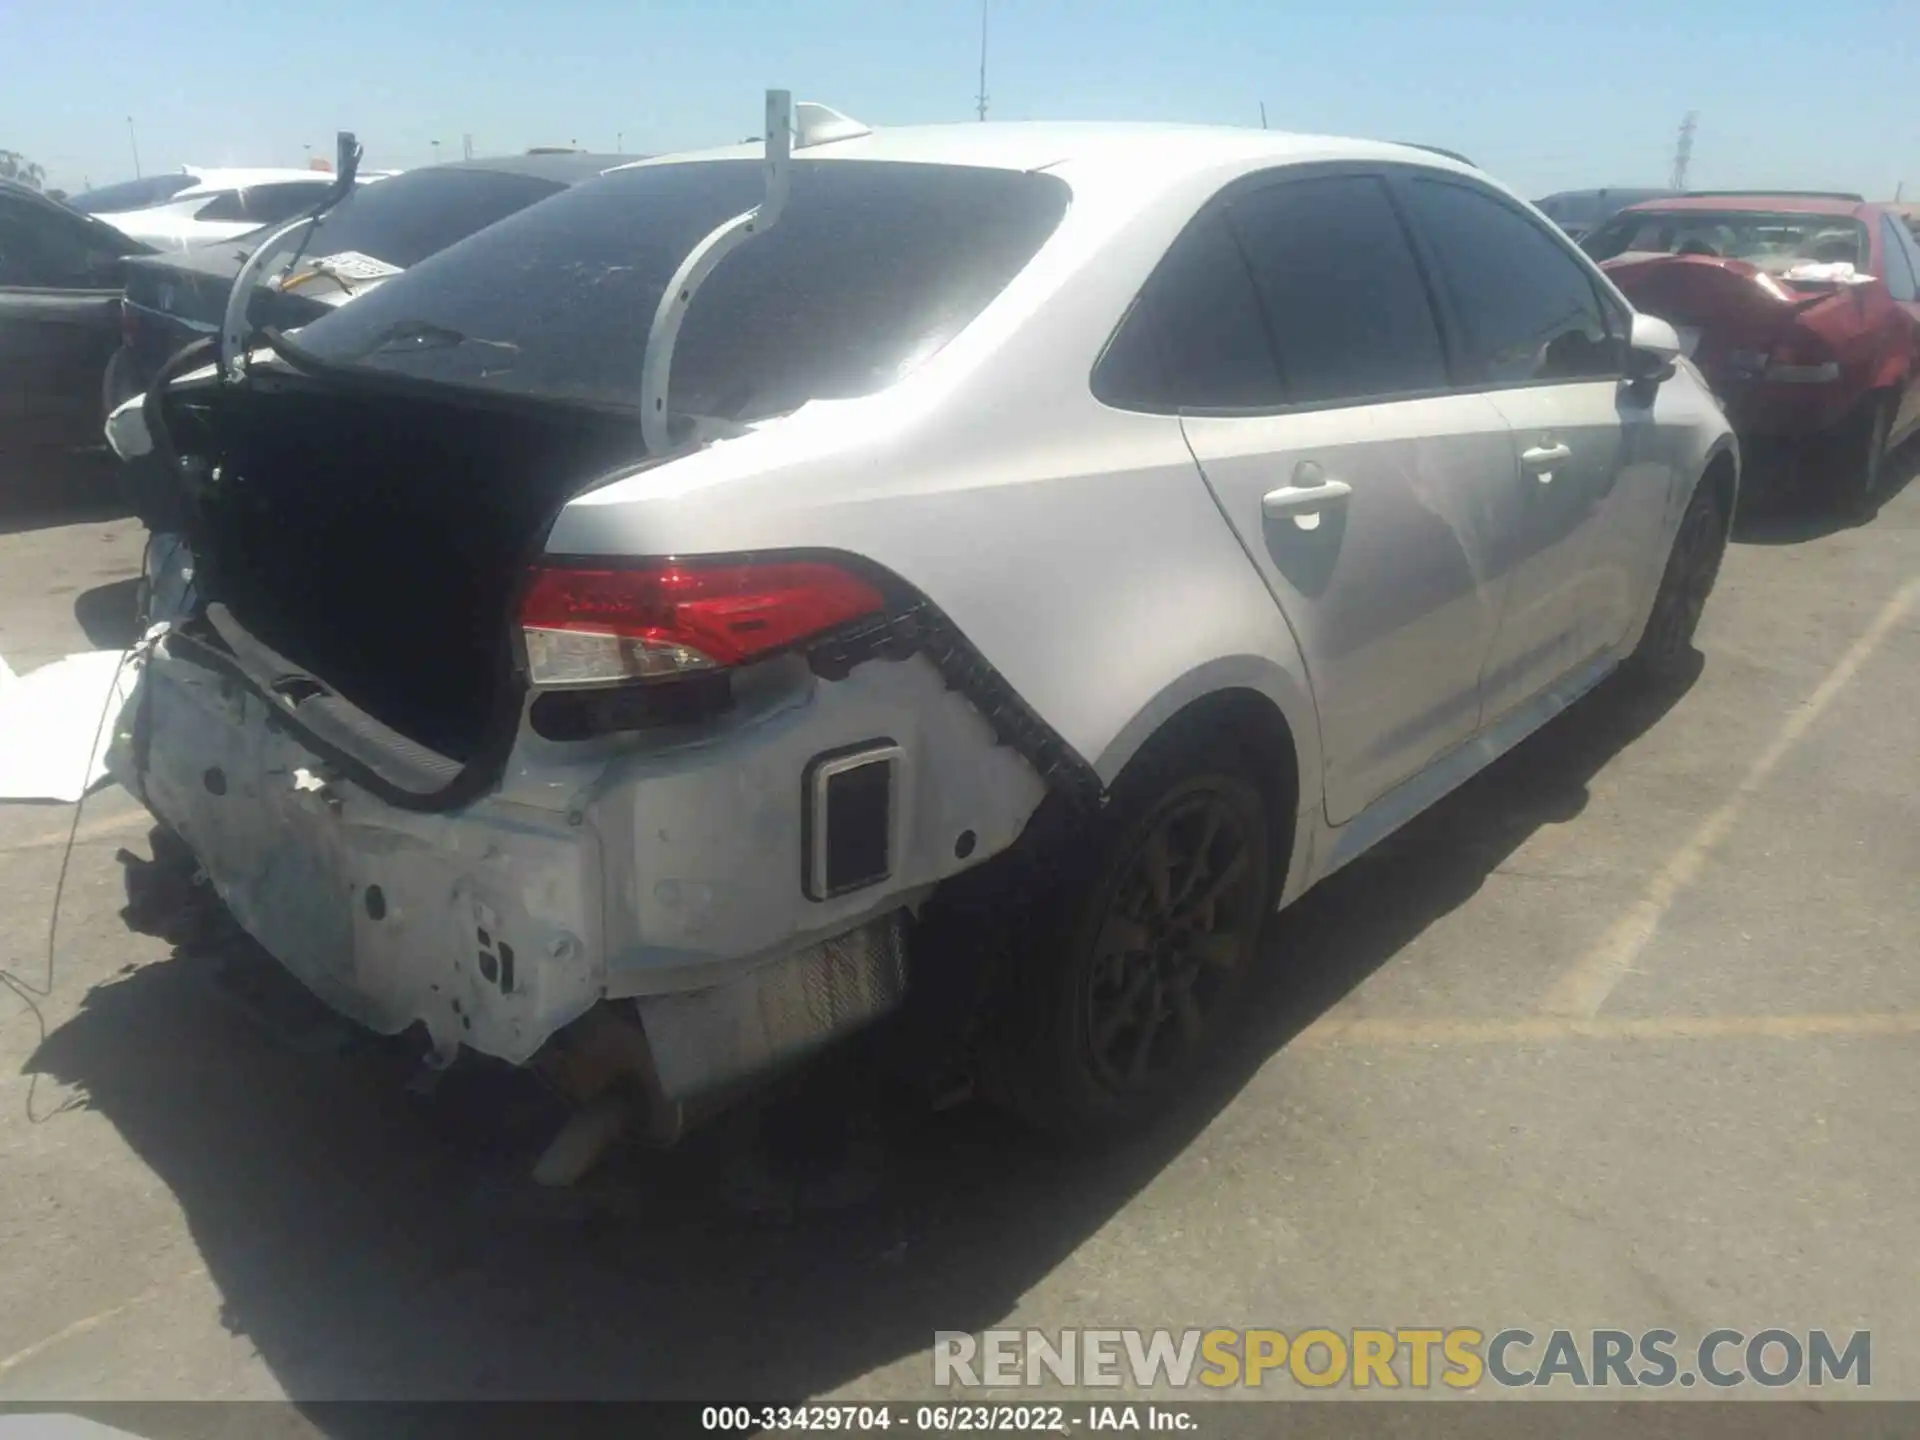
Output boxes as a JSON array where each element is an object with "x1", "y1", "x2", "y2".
[
  {"x1": 279, "y1": 167, "x2": 567, "y2": 269},
  {"x1": 288, "y1": 159, "x2": 1072, "y2": 419},
  {"x1": 1581, "y1": 209, "x2": 1868, "y2": 272}
]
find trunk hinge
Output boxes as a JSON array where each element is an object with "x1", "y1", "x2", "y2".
[
  {"x1": 637, "y1": 89, "x2": 796, "y2": 456},
  {"x1": 217, "y1": 130, "x2": 364, "y2": 382}
]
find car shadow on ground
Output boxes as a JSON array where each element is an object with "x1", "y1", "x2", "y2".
[
  {"x1": 0, "y1": 452, "x2": 128, "y2": 538},
  {"x1": 72, "y1": 577, "x2": 144, "y2": 650},
  {"x1": 24, "y1": 663, "x2": 1696, "y2": 1422},
  {"x1": 1733, "y1": 437, "x2": 1918, "y2": 547}
]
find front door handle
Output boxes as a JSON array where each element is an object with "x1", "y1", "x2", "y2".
[
  {"x1": 1261, "y1": 478, "x2": 1353, "y2": 521},
  {"x1": 1521, "y1": 442, "x2": 1571, "y2": 483}
]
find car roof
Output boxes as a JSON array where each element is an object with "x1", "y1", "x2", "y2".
[
  {"x1": 1620, "y1": 193, "x2": 1875, "y2": 219},
  {"x1": 615, "y1": 121, "x2": 1480, "y2": 184},
  {"x1": 175, "y1": 166, "x2": 337, "y2": 192},
  {"x1": 415, "y1": 152, "x2": 650, "y2": 184},
  {"x1": 0, "y1": 178, "x2": 162, "y2": 251},
  {"x1": 1536, "y1": 186, "x2": 1674, "y2": 203}
]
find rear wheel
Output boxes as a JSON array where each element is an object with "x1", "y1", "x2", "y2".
[
  {"x1": 986, "y1": 735, "x2": 1275, "y2": 1141},
  {"x1": 1625, "y1": 475, "x2": 1728, "y2": 687}
]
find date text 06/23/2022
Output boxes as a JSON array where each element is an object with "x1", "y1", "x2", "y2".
[{"x1": 701, "y1": 1404, "x2": 1194, "y2": 1432}]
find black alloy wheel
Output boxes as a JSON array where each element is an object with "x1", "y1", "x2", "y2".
[
  {"x1": 1084, "y1": 785, "x2": 1264, "y2": 1093},
  {"x1": 988, "y1": 745, "x2": 1275, "y2": 1141},
  {"x1": 1627, "y1": 477, "x2": 1727, "y2": 685}
]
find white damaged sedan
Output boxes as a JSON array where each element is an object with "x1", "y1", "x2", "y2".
[{"x1": 107, "y1": 102, "x2": 1736, "y2": 1159}]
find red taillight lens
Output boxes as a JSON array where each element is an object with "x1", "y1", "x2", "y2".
[{"x1": 519, "y1": 559, "x2": 887, "y2": 688}]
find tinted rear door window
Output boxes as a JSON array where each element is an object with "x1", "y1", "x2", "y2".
[
  {"x1": 1093, "y1": 210, "x2": 1283, "y2": 410},
  {"x1": 290, "y1": 160, "x2": 1070, "y2": 419},
  {"x1": 1406, "y1": 177, "x2": 1620, "y2": 383},
  {"x1": 194, "y1": 183, "x2": 336, "y2": 226},
  {"x1": 1226, "y1": 174, "x2": 1448, "y2": 404}
]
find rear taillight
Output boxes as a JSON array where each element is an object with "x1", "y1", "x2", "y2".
[{"x1": 519, "y1": 558, "x2": 887, "y2": 689}]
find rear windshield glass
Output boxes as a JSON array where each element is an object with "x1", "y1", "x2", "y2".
[
  {"x1": 1582, "y1": 210, "x2": 1868, "y2": 273},
  {"x1": 269, "y1": 167, "x2": 569, "y2": 270},
  {"x1": 71, "y1": 174, "x2": 199, "y2": 214},
  {"x1": 286, "y1": 159, "x2": 1072, "y2": 420}
]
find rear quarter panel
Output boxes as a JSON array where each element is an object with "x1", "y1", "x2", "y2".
[{"x1": 542, "y1": 163, "x2": 1327, "y2": 877}]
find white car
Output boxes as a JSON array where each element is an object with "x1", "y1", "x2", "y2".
[
  {"x1": 74, "y1": 167, "x2": 359, "y2": 250},
  {"x1": 109, "y1": 111, "x2": 1736, "y2": 1165}
]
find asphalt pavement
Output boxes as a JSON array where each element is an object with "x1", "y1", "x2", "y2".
[{"x1": 0, "y1": 451, "x2": 1916, "y2": 1418}]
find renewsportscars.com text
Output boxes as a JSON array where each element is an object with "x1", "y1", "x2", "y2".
[{"x1": 933, "y1": 1327, "x2": 1872, "y2": 1391}]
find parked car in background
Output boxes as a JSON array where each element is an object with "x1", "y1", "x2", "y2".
[
  {"x1": 107, "y1": 152, "x2": 642, "y2": 421},
  {"x1": 77, "y1": 167, "x2": 360, "y2": 250},
  {"x1": 113, "y1": 117, "x2": 1736, "y2": 1166},
  {"x1": 1584, "y1": 191, "x2": 1920, "y2": 512},
  {"x1": 0, "y1": 179, "x2": 156, "y2": 487},
  {"x1": 1534, "y1": 187, "x2": 1677, "y2": 241}
]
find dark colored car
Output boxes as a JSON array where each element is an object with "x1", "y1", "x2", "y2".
[
  {"x1": 109, "y1": 152, "x2": 643, "y2": 415},
  {"x1": 1584, "y1": 192, "x2": 1920, "y2": 511},
  {"x1": 1533, "y1": 187, "x2": 1678, "y2": 242},
  {"x1": 0, "y1": 180, "x2": 158, "y2": 487}
]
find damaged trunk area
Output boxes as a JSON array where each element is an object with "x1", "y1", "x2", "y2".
[{"x1": 162, "y1": 372, "x2": 651, "y2": 792}]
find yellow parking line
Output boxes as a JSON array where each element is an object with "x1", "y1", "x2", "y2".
[
  {"x1": 1534, "y1": 576, "x2": 1920, "y2": 1019},
  {"x1": 1295, "y1": 1011, "x2": 1920, "y2": 1046},
  {"x1": 0, "y1": 1265, "x2": 208, "y2": 1379}
]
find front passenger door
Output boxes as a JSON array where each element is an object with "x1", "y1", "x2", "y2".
[{"x1": 1395, "y1": 174, "x2": 1667, "y2": 726}]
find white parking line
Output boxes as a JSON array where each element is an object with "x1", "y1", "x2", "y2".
[{"x1": 1535, "y1": 576, "x2": 1920, "y2": 1019}]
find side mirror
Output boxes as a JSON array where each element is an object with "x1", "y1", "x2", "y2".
[{"x1": 1626, "y1": 312, "x2": 1681, "y2": 382}]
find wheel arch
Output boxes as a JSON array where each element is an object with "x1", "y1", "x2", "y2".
[
  {"x1": 1699, "y1": 438, "x2": 1739, "y2": 534},
  {"x1": 1092, "y1": 657, "x2": 1320, "y2": 899}
]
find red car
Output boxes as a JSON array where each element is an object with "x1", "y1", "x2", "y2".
[{"x1": 1582, "y1": 191, "x2": 1920, "y2": 511}]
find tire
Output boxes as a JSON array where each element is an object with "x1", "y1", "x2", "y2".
[
  {"x1": 101, "y1": 346, "x2": 140, "y2": 428},
  {"x1": 1624, "y1": 473, "x2": 1728, "y2": 687},
  {"x1": 985, "y1": 729, "x2": 1276, "y2": 1141},
  {"x1": 1839, "y1": 393, "x2": 1892, "y2": 518}
]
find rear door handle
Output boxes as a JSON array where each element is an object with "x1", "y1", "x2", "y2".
[
  {"x1": 1261, "y1": 478, "x2": 1353, "y2": 521},
  {"x1": 1521, "y1": 443, "x2": 1571, "y2": 483}
]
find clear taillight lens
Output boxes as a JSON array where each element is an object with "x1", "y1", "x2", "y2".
[{"x1": 518, "y1": 559, "x2": 887, "y2": 689}]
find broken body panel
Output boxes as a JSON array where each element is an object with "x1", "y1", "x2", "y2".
[
  {"x1": 112, "y1": 533, "x2": 1046, "y2": 1093},
  {"x1": 1602, "y1": 251, "x2": 1912, "y2": 439}
]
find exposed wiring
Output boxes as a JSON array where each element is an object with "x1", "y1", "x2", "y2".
[{"x1": 1, "y1": 545, "x2": 160, "y2": 1124}]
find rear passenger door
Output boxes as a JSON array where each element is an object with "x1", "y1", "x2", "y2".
[
  {"x1": 1117, "y1": 169, "x2": 1527, "y2": 826},
  {"x1": 1395, "y1": 173, "x2": 1660, "y2": 725}
]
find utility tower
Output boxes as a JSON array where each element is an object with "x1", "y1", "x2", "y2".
[
  {"x1": 1670, "y1": 111, "x2": 1698, "y2": 191},
  {"x1": 976, "y1": 0, "x2": 989, "y2": 121}
]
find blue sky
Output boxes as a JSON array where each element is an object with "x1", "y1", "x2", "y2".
[{"x1": 7, "y1": 0, "x2": 1916, "y2": 201}]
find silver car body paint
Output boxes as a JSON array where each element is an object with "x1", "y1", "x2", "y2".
[{"x1": 115, "y1": 123, "x2": 1736, "y2": 1086}]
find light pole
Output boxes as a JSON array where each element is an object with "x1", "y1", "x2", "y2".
[
  {"x1": 126, "y1": 116, "x2": 142, "y2": 178},
  {"x1": 431, "y1": 139, "x2": 442, "y2": 165},
  {"x1": 976, "y1": 0, "x2": 989, "y2": 121}
]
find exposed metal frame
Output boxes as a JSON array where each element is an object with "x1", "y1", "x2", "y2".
[
  {"x1": 638, "y1": 90, "x2": 794, "y2": 455},
  {"x1": 217, "y1": 131, "x2": 363, "y2": 381}
]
